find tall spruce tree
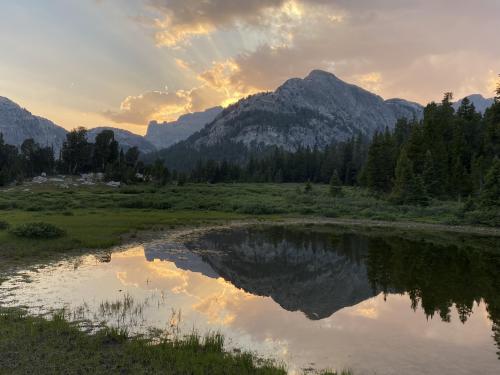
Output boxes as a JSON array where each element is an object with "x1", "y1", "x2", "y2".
[
  {"x1": 362, "y1": 130, "x2": 397, "y2": 193},
  {"x1": 391, "y1": 148, "x2": 428, "y2": 206},
  {"x1": 61, "y1": 127, "x2": 91, "y2": 175},
  {"x1": 480, "y1": 158, "x2": 500, "y2": 207},
  {"x1": 92, "y1": 130, "x2": 119, "y2": 172},
  {"x1": 329, "y1": 170, "x2": 343, "y2": 197}
]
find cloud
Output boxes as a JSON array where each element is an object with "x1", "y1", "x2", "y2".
[
  {"x1": 103, "y1": 61, "x2": 259, "y2": 125},
  {"x1": 203, "y1": 0, "x2": 500, "y2": 103},
  {"x1": 148, "y1": 0, "x2": 288, "y2": 46},
  {"x1": 106, "y1": 0, "x2": 500, "y2": 126},
  {"x1": 103, "y1": 89, "x2": 190, "y2": 124}
]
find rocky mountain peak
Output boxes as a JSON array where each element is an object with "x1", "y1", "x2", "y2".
[
  {"x1": 180, "y1": 70, "x2": 424, "y2": 154},
  {"x1": 0, "y1": 97, "x2": 67, "y2": 153}
]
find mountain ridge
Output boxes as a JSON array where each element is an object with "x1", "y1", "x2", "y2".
[
  {"x1": 145, "y1": 107, "x2": 222, "y2": 150},
  {"x1": 0, "y1": 96, "x2": 67, "y2": 153},
  {"x1": 183, "y1": 70, "x2": 424, "y2": 152}
]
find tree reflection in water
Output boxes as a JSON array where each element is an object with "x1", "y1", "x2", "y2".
[{"x1": 185, "y1": 225, "x2": 500, "y2": 358}]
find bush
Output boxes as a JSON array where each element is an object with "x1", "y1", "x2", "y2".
[
  {"x1": 10, "y1": 222, "x2": 66, "y2": 239},
  {"x1": 0, "y1": 220, "x2": 9, "y2": 230}
]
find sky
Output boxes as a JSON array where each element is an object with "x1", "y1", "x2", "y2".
[{"x1": 1, "y1": 0, "x2": 499, "y2": 135}]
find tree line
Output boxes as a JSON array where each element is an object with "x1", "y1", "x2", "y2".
[
  {"x1": 0, "y1": 127, "x2": 169, "y2": 186},
  {"x1": 1, "y1": 82, "x2": 499, "y2": 210},
  {"x1": 182, "y1": 86, "x2": 500, "y2": 208}
]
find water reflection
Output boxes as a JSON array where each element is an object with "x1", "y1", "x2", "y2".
[
  {"x1": 178, "y1": 227, "x2": 379, "y2": 320},
  {"x1": 1, "y1": 225, "x2": 499, "y2": 374},
  {"x1": 182, "y1": 225, "x2": 500, "y2": 361}
]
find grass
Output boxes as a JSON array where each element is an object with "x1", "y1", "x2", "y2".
[
  {"x1": 0, "y1": 307, "x2": 287, "y2": 375},
  {"x1": 0, "y1": 183, "x2": 464, "y2": 221},
  {"x1": 0, "y1": 209, "x2": 247, "y2": 260},
  {"x1": 0, "y1": 182, "x2": 486, "y2": 261}
]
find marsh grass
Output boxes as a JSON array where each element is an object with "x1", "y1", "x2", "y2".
[{"x1": 0, "y1": 307, "x2": 287, "y2": 374}]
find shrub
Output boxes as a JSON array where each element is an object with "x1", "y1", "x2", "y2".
[
  {"x1": 10, "y1": 222, "x2": 66, "y2": 239},
  {"x1": 0, "y1": 220, "x2": 9, "y2": 230}
]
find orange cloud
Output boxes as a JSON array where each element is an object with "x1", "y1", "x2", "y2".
[{"x1": 103, "y1": 59, "x2": 262, "y2": 125}]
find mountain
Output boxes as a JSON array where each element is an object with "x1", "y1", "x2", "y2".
[
  {"x1": 0, "y1": 96, "x2": 67, "y2": 153},
  {"x1": 87, "y1": 127, "x2": 156, "y2": 154},
  {"x1": 453, "y1": 94, "x2": 494, "y2": 114},
  {"x1": 385, "y1": 98, "x2": 423, "y2": 121},
  {"x1": 158, "y1": 70, "x2": 423, "y2": 168},
  {"x1": 145, "y1": 107, "x2": 222, "y2": 150}
]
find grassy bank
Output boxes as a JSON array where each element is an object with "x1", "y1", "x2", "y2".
[
  {"x1": 0, "y1": 308, "x2": 286, "y2": 375},
  {"x1": 0, "y1": 182, "x2": 493, "y2": 260},
  {"x1": 0, "y1": 308, "x2": 352, "y2": 375}
]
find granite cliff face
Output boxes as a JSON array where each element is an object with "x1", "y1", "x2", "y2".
[
  {"x1": 145, "y1": 107, "x2": 222, "y2": 150},
  {"x1": 182, "y1": 70, "x2": 423, "y2": 152},
  {"x1": 87, "y1": 127, "x2": 156, "y2": 154},
  {"x1": 0, "y1": 97, "x2": 67, "y2": 152}
]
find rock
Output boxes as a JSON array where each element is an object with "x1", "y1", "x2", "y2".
[
  {"x1": 106, "y1": 181, "x2": 121, "y2": 188},
  {"x1": 32, "y1": 176, "x2": 48, "y2": 184}
]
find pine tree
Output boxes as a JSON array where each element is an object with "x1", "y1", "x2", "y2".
[
  {"x1": 329, "y1": 170, "x2": 342, "y2": 197},
  {"x1": 422, "y1": 150, "x2": 439, "y2": 197},
  {"x1": 362, "y1": 130, "x2": 397, "y2": 193},
  {"x1": 495, "y1": 74, "x2": 500, "y2": 104},
  {"x1": 391, "y1": 149, "x2": 428, "y2": 206},
  {"x1": 480, "y1": 158, "x2": 500, "y2": 207}
]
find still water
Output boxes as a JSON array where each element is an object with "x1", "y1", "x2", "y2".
[{"x1": 1, "y1": 225, "x2": 499, "y2": 374}]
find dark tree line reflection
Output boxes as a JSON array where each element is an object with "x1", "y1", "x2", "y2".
[
  {"x1": 365, "y1": 235, "x2": 500, "y2": 358},
  {"x1": 187, "y1": 225, "x2": 500, "y2": 358}
]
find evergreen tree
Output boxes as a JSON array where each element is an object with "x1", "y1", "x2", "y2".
[
  {"x1": 422, "y1": 150, "x2": 439, "y2": 197},
  {"x1": 92, "y1": 130, "x2": 119, "y2": 172},
  {"x1": 480, "y1": 158, "x2": 500, "y2": 207},
  {"x1": 391, "y1": 149, "x2": 428, "y2": 206},
  {"x1": 329, "y1": 170, "x2": 343, "y2": 197},
  {"x1": 362, "y1": 130, "x2": 397, "y2": 193},
  {"x1": 149, "y1": 159, "x2": 170, "y2": 186},
  {"x1": 61, "y1": 127, "x2": 91, "y2": 175},
  {"x1": 495, "y1": 74, "x2": 500, "y2": 103}
]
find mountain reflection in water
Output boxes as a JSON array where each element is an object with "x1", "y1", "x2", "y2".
[
  {"x1": 146, "y1": 225, "x2": 500, "y2": 359},
  {"x1": 2, "y1": 224, "x2": 498, "y2": 374}
]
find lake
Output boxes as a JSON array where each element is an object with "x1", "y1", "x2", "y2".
[{"x1": 1, "y1": 224, "x2": 499, "y2": 374}]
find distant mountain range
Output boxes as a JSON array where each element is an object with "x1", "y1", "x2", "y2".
[
  {"x1": 1, "y1": 71, "x2": 496, "y2": 161},
  {"x1": 145, "y1": 107, "x2": 222, "y2": 150},
  {"x1": 0, "y1": 96, "x2": 220, "y2": 155}
]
